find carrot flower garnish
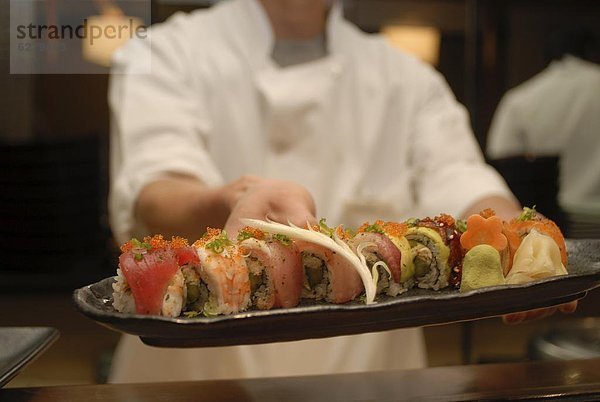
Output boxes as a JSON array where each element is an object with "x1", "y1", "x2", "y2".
[{"x1": 460, "y1": 214, "x2": 508, "y2": 252}]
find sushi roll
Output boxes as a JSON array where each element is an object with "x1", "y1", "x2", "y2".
[
  {"x1": 405, "y1": 214, "x2": 462, "y2": 290},
  {"x1": 297, "y1": 237, "x2": 364, "y2": 303},
  {"x1": 112, "y1": 235, "x2": 186, "y2": 317},
  {"x1": 240, "y1": 218, "x2": 377, "y2": 304},
  {"x1": 351, "y1": 220, "x2": 414, "y2": 296},
  {"x1": 193, "y1": 228, "x2": 251, "y2": 315},
  {"x1": 170, "y1": 236, "x2": 209, "y2": 313},
  {"x1": 237, "y1": 227, "x2": 304, "y2": 309}
]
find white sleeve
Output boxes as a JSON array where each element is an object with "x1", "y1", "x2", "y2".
[
  {"x1": 108, "y1": 17, "x2": 223, "y2": 243},
  {"x1": 486, "y1": 91, "x2": 527, "y2": 159},
  {"x1": 410, "y1": 69, "x2": 516, "y2": 218}
]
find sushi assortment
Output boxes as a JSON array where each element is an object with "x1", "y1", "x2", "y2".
[{"x1": 112, "y1": 207, "x2": 569, "y2": 317}]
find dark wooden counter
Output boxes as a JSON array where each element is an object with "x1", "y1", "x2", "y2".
[{"x1": 3, "y1": 358, "x2": 600, "y2": 401}]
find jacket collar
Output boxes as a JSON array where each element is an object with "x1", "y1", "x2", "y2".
[{"x1": 230, "y1": 0, "x2": 347, "y2": 70}]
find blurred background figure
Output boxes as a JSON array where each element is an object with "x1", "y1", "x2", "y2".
[{"x1": 487, "y1": 28, "x2": 600, "y2": 238}]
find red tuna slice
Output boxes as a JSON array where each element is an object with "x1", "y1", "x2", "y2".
[
  {"x1": 352, "y1": 232, "x2": 402, "y2": 283},
  {"x1": 296, "y1": 240, "x2": 363, "y2": 304},
  {"x1": 119, "y1": 249, "x2": 179, "y2": 315},
  {"x1": 173, "y1": 246, "x2": 200, "y2": 267}
]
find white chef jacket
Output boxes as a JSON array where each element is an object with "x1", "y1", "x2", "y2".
[
  {"x1": 487, "y1": 56, "x2": 600, "y2": 215},
  {"x1": 108, "y1": 0, "x2": 513, "y2": 383}
]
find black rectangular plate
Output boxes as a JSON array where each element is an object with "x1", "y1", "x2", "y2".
[
  {"x1": 73, "y1": 239, "x2": 600, "y2": 348},
  {"x1": 0, "y1": 327, "x2": 59, "y2": 388}
]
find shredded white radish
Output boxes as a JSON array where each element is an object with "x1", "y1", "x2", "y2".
[
  {"x1": 239, "y1": 238, "x2": 273, "y2": 258},
  {"x1": 356, "y1": 242, "x2": 392, "y2": 289},
  {"x1": 240, "y1": 218, "x2": 377, "y2": 304}
]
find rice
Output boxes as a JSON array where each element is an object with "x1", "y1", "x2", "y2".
[
  {"x1": 245, "y1": 256, "x2": 274, "y2": 310},
  {"x1": 406, "y1": 234, "x2": 450, "y2": 291},
  {"x1": 301, "y1": 252, "x2": 330, "y2": 301},
  {"x1": 161, "y1": 270, "x2": 185, "y2": 317},
  {"x1": 112, "y1": 268, "x2": 135, "y2": 314}
]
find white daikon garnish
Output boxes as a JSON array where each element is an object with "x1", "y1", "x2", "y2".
[{"x1": 240, "y1": 218, "x2": 377, "y2": 304}]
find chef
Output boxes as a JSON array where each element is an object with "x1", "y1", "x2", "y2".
[{"x1": 107, "y1": 0, "x2": 571, "y2": 383}]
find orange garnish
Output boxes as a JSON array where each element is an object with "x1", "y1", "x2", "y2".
[
  {"x1": 381, "y1": 221, "x2": 408, "y2": 238},
  {"x1": 435, "y1": 214, "x2": 456, "y2": 227},
  {"x1": 193, "y1": 228, "x2": 223, "y2": 248},
  {"x1": 241, "y1": 226, "x2": 266, "y2": 240},
  {"x1": 460, "y1": 214, "x2": 508, "y2": 252},
  {"x1": 120, "y1": 241, "x2": 133, "y2": 253},
  {"x1": 143, "y1": 234, "x2": 169, "y2": 250},
  {"x1": 479, "y1": 208, "x2": 496, "y2": 219},
  {"x1": 170, "y1": 236, "x2": 190, "y2": 249}
]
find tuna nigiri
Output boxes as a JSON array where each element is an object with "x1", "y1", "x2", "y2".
[{"x1": 113, "y1": 235, "x2": 185, "y2": 317}]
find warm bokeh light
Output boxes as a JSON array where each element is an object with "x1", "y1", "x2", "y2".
[
  {"x1": 381, "y1": 25, "x2": 441, "y2": 66},
  {"x1": 82, "y1": 14, "x2": 144, "y2": 67}
]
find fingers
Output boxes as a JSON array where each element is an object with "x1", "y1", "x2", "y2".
[
  {"x1": 222, "y1": 177, "x2": 317, "y2": 238},
  {"x1": 558, "y1": 300, "x2": 578, "y2": 314},
  {"x1": 503, "y1": 307, "x2": 557, "y2": 325},
  {"x1": 502, "y1": 300, "x2": 578, "y2": 325}
]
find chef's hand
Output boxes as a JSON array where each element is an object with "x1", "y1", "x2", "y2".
[
  {"x1": 222, "y1": 175, "x2": 317, "y2": 237},
  {"x1": 502, "y1": 300, "x2": 578, "y2": 325}
]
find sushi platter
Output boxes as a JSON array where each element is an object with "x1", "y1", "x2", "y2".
[{"x1": 74, "y1": 238, "x2": 600, "y2": 348}]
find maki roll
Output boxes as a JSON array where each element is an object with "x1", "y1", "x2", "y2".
[
  {"x1": 296, "y1": 237, "x2": 364, "y2": 303},
  {"x1": 170, "y1": 236, "x2": 209, "y2": 313},
  {"x1": 193, "y1": 228, "x2": 251, "y2": 315},
  {"x1": 405, "y1": 214, "x2": 462, "y2": 290},
  {"x1": 113, "y1": 235, "x2": 186, "y2": 317},
  {"x1": 241, "y1": 218, "x2": 377, "y2": 304},
  {"x1": 351, "y1": 220, "x2": 414, "y2": 296},
  {"x1": 237, "y1": 227, "x2": 304, "y2": 309}
]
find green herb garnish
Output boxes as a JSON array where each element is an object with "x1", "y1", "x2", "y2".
[
  {"x1": 319, "y1": 218, "x2": 335, "y2": 237},
  {"x1": 183, "y1": 311, "x2": 201, "y2": 318},
  {"x1": 272, "y1": 233, "x2": 292, "y2": 246},
  {"x1": 130, "y1": 238, "x2": 151, "y2": 261},
  {"x1": 517, "y1": 205, "x2": 537, "y2": 222},
  {"x1": 206, "y1": 231, "x2": 232, "y2": 254},
  {"x1": 237, "y1": 230, "x2": 254, "y2": 242},
  {"x1": 363, "y1": 223, "x2": 384, "y2": 234},
  {"x1": 406, "y1": 218, "x2": 420, "y2": 228},
  {"x1": 131, "y1": 238, "x2": 152, "y2": 250},
  {"x1": 456, "y1": 219, "x2": 467, "y2": 233},
  {"x1": 203, "y1": 310, "x2": 218, "y2": 318}
]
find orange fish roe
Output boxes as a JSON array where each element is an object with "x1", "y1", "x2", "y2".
[
  {"x1": 120, "y1": 241, "x2": 134, "y2": 253},
  {"x1": 435, "y1": 213, "x2": 456, "y2": 228},
  {"x1": 193, "y1": 227, "x2": 223, "y2": 248},
  {"x1": 381, "y1": 221, "x2": 408, "y2": 238},
  {"x1": 241, "y1": 226, "x2": 265, "y2": 240},
  {"x1": 170, "y1": 236, "x2": 190, "y2": 249},
  {"x1": 143, "y1": 234, "x2": 169, "y2": 250},
  {"x1": 479, "y1": 208, "x2": 496, "y2": 219},
  {"x1": 335, "y1": 226, "x2": 352, "y2": 241}
]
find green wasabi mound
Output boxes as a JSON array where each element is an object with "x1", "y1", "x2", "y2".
[{"x1": 460, "y1": 244, "x2": 505, "y2": 293}]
